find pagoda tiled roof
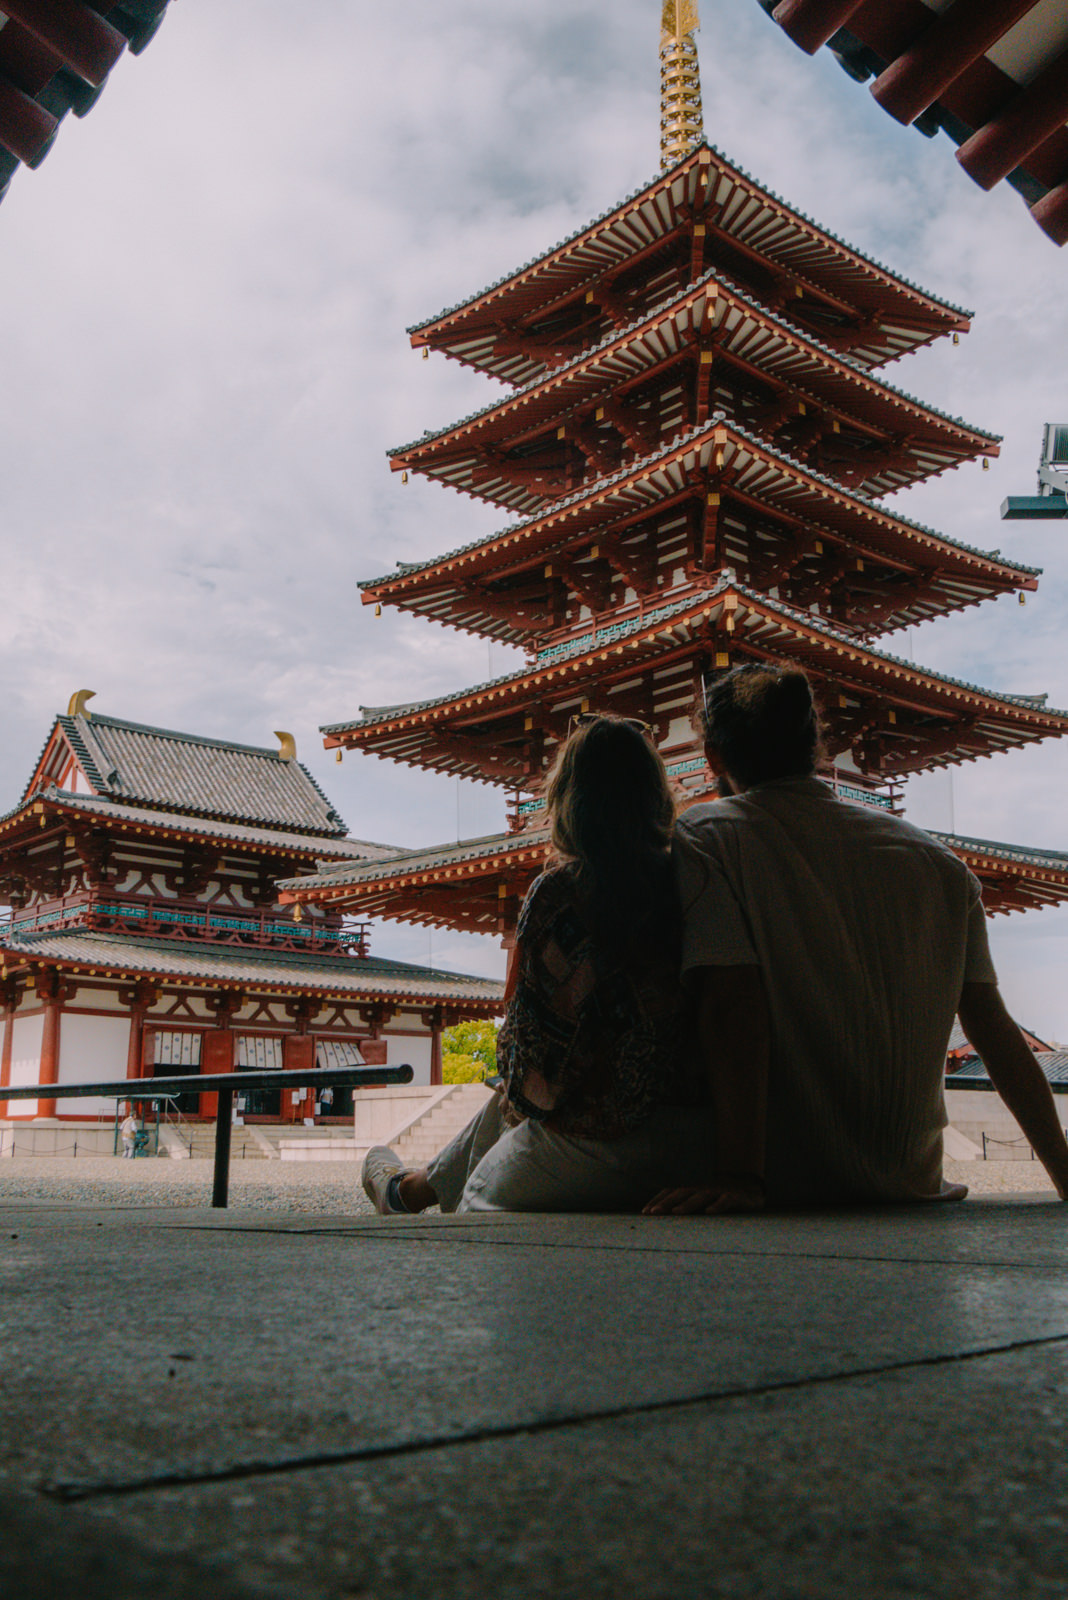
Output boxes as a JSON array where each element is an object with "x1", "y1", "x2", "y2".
[
  {"x1": 0, "y1": 927, "x2": 504, "y2": 1008},
  {"x1": 279, "y1": 827, "x2": 552, "y2": 897},
  {"x1": 391, "y1": 266, "x2": 998, "y2": 508},
  {"x1": 932, "y1": 831, "x2": 1068, "y2": 874},
  {"x1": 283, "y1": 820, "x2": 1068, "y2": 929},
  {"x1": 362, "y1": 415, "x2": 1037, "y2": 644},
  {"x1": 324, "y1": 576, "x2": 1068, "y2": 787},
  {"x1": 33, "y1": 713, "x2": 349, "y2": 837},
  {"x1": 0, "y1": 2, "x2": 173, "y2": 207},
  {"x1": 330, "y1": 573, "x2": 1063, "y2": 734},
  {"x1": 0, "y1": 787, "x2": 398, "y2": 864},
  {"x1": 409, "y1": 141, "x2": 970, "y2": 377},
  {"x1": 949, "y1": 1052, "x2": 1068, "y2": 1086}
]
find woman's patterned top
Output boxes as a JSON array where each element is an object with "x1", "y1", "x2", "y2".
[{"x1": 496, "y1": 864, "x2": 701, "y2": 1139}]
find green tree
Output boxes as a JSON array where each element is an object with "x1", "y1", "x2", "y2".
[{"x1": 442, "y1": 1019, "x2": 499, "y2": 1084}]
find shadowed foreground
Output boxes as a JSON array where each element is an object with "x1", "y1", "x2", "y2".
[{"x1": 2, "y1": 1197, "x2": 1068, "y2": 1598}]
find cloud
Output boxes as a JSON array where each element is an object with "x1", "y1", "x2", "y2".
[{"x1": 0, "y1": 0, "x2": 1065, "y2": 1009}]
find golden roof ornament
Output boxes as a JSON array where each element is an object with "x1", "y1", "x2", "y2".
[
  {"x1": 660, "y1": 0, "x2": 704, "y2": 170},
  {"x1": 67, "y1": 689, "x2": 96, "y2": 719}
]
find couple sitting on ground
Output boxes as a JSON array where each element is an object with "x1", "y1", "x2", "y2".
[{"x1": 362, "y1": 664, "x2": 1068, "y2": 1217}]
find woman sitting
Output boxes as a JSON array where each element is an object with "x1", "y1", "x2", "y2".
[{"x1": 361, "y1": 713, "x2": 711, "y2": 1215}]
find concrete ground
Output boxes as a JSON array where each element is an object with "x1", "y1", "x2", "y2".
[{"x1": 3, "y1": 1186, "x2": 1068, "y2": 1599}]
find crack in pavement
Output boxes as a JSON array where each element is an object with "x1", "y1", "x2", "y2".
[
  {"x1": 153, "y1": 1222, "x2": 1068, "y2": 1275},
  {"x1": 39, "y1": 1327, "x2": 1068, "y2": 1505}
]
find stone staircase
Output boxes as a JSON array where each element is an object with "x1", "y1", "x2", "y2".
[
  {"x1": 158, "y1": 1123, "x2": 272, "y2": 1161},
  {"x1": 391, "y1": 1084, "x2": 494, "y2": 1169}
]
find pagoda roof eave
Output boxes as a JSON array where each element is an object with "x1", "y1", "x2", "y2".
[
  {"x1": 361, "y1": 415, "x2": 1037, "y2": 618},
  {"x1": 407, "y1": 141, "x2": 969, "y2": 360},
  {"x1": 278, "y1": 827, "x2": 553, "y2": 899},
  {"x1": 0, "y1": 929, "x2": 504, "y2": 1009},
  {"x1": 322, "y1": 578, "x2": 1068, "y2": 782},
  {"x1": 0, "y1": 788, "x2": 401, "y2": 864},
  {"x1": 389, "y1": 267, "x2": 998, "y2": 488},
  {"x1": 280, "y1": 820, "x2": 1068, "y2": 925}
]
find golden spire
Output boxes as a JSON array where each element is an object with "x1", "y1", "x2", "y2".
[{"x1": 660, "y1": 0, "x2": 704, "y2": 170}]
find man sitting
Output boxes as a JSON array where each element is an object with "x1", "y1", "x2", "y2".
[{"x1": 646, "y1": 663, "x2": 1068, "y2": 1215}]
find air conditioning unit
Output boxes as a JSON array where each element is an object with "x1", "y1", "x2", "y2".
[
  {"x1": 1001, "y1": 424, "x2": 1068, "y2": 519},
  {"x1": 1038, "y1": 424, "x2": 1068, "y2": 497}
]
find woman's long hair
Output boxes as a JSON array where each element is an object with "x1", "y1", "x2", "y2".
[{"x1": 544, "y1": 715, "x2": 679, "y2": 966}]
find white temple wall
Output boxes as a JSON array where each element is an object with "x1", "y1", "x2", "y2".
[
  {"x1": 383, "y1": 1029, "x2": 432, "y2": 1086},
  {"x1": 8, "y1": 1013, "x2": 45, "y2": 1117},
  {"x1": 58, "y1": 1014, "x2": 132, "y2": 1117},
  {"x1": 70, "y1": 989, "x2": 128, "y2": 1014}
]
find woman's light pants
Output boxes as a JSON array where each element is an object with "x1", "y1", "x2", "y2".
[{"x1": 426, "y1": 1093, "x2": 717, "y2": 1214}]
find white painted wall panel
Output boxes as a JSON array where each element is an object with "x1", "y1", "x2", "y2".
[
  {"x1": 385, "y1": 1032, "x2": 432, "y2": 1086},
  {"x1": 59, "y1": 1014, "x2": 133, "y2": 1117},
  {"x1": 8, "y1": 1013, "x2": 45, "y2": 1116}
]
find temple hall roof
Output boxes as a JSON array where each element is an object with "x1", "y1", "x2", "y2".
[
  {"x1": 27, "y1": 713, "x2": 349, "y2": 838},
  {"x1": 0, "y1": 787, "x2": 399, "y2": 865},
  {"x1": 0, "y1": 927, "x2": 504, "y2": 1008}
]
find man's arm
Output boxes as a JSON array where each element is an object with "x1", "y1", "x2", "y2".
[
  {"x1": 957, "y1": 981, "x2": 1068, "y2": 1198},
  {"x1": 643, "y1": 963, "x2": 769, "y2": 1216}
]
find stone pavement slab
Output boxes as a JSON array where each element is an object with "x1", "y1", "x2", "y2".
[{"x1": 2, "y1": 1198, "x2": 1067, "y2": 1598}]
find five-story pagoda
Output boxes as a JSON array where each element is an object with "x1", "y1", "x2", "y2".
[{"x1": 281, "y1": 1, "x2": 1068, "y2": 944}]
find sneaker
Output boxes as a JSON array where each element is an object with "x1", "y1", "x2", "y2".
[{"x1": 361, "y1": 1145, "x2": 408, "y2": 1215}]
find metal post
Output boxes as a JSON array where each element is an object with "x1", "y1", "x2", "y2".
[{"x1": 212, "y1": 1087, "x2": 234, "y2": 1209}]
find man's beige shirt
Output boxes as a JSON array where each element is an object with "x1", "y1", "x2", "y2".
[{"x1": 675, "y1": 778, "x2": 997, "y2": 1204}]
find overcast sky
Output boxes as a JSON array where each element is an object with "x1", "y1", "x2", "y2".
[{"x1": 1, "y1": 0, "x2": 1066, "y2": 1031}]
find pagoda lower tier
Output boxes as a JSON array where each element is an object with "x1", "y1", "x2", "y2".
[
  {"x1": 327, "y1": 577, "x2": 1068, "y2": 794},
  {"x1": 280, "y1": 821, "x2": 1068, "y2": 936},
  {"x1": 366, "y1": 419, "x2": 1035, "y2": 648},
  {"x1": 391, "y1": 270, "x2": 998, "y2": 513}
]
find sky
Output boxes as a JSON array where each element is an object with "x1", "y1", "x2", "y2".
[{"x1": 1, "y1": 0, "x2": 1066, "y2": 1032}]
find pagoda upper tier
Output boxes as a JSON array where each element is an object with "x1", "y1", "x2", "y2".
[
  {"x1": 391, "y1": 270, "x2": 998, "y2": 511},
  {"x1": 327, "y1": 575, "x2": 1068, "y2": 792},
  {"x1": 408, "y1": 142, "x2": 971, "y2": 381},
  {"x1": 368, "y1": 417, "x2": 1034, "y2": 647}
]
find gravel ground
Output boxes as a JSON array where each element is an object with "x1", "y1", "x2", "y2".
[
  {"x1": 0, "y1": 1156, "x2": 377, "y2": 1214},
  {"x1": 0, "y1": 1155, "x2": 1057, "y2": 1211}
]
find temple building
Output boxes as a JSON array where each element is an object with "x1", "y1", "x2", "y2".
[
  {"x1": 280, "y1": 0, "x2": 1068, "y2": 943},
  {"x1": 0, "y1": 698, "x2": 503, "y2": 1128}
]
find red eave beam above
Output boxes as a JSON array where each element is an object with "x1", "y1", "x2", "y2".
[
  {"x1": 957, "y1": 46, "x2": 1068, "y2": 192},
  {"x1": 0, "y1": 1, "x2": 127, "y2": 168},
  {"x1": 771, "y1": 0, "x2": 866, "y2": 55},
  {"x1": 870, "y1": 0, "x2": 1037, "y2": 128},
  {"x1": 3, "y1": 1, "x2": 126, "y2": 87}
]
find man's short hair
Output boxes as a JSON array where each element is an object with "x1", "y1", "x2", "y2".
[{"x1": 699, "y1": 664, "x2": 822, "y2": 788}]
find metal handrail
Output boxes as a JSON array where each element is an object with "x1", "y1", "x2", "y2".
[{"x1": 1, "y1": 1064, "x2": 413, "y2": 1207}]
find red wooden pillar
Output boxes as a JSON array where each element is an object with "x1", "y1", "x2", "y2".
[
  {"x1": 0, "y1": 1005, "x2": 13, "y2": 1120},
  {"x1": 283, "y1": 1033, "x2": 316, "y2": 1120},
  {"x1": 38, "y1": 997, "x2": 62, "y2": 1120},
  {"x1": 422, "y1": 1006, "x2": 445, "y2": 1086},
  {"x1": 200, "y1": 1028, "x2": 234, "y2": 1119},
  {"x1": 126, "y1": 1006, "x2": 145, "y2": 1082}
]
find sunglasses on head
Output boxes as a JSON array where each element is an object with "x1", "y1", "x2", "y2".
[{"x1": 567, "y1": 711, "x2": 654, "y2": 740}]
